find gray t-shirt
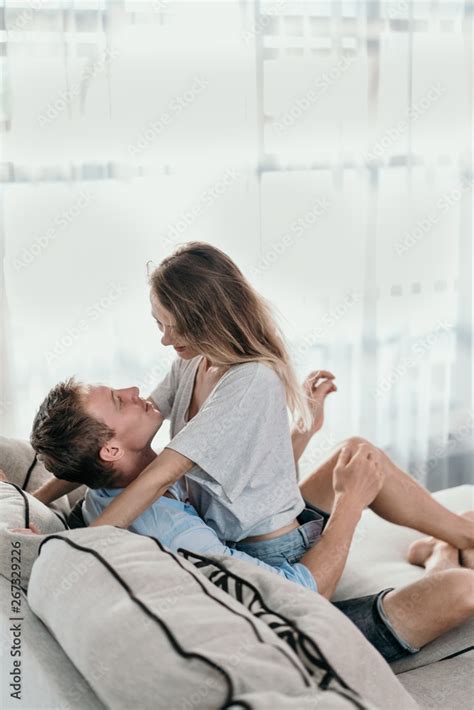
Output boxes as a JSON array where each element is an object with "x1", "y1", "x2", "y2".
[{"x1": 150, "y1": 356, "x2": 305, "y2": 542}]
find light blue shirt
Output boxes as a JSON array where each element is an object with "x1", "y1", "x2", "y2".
[{"x1": 82, "y1": 487, "x2": 317, "y2": 592}]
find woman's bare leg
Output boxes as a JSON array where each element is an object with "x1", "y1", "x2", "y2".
[{"x1": 300, "y1": 437, "x2": 474, "y2": 550}]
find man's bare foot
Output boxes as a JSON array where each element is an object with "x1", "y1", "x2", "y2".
[
  {"x1": 424, "y1": 541, "x2": 461, "y2": 574},
  {"x1": 460, "y1": 512, "x2": 474, "y2": 570}
]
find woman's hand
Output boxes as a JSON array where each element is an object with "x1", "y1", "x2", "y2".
[{"x1": 303, "y1": 370, "x2": 337, "y2": 434}]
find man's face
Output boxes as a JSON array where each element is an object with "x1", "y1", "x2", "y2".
[
  {"x1": 150, "y1": 292, "x2": 199, "y2": 360},
  {"x1": 84, "y1": 385, "x2": 163, "y2": 454}
]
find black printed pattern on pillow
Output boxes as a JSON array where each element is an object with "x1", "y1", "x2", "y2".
[
  {"x1": 178, "y1": 548, "x2": 368, "y2": 710},
  {"x1": 38, "y1": 535, "x2": 237, "y2": 707},
  {"x1": 35, "y1": 533, "x2": 371, "y2": 710}
]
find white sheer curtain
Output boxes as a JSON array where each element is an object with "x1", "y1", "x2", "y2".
[
  {"x1": 0, "y1": 0, "x2": 472, "y2": 490},
  {"x1": 250, "y1": 0, "x2": 473, "y2": 490}
]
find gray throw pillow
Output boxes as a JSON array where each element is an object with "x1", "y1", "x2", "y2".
[
  {"x1": 0, "y1": 482, "x2": 68, "y2": 590},
  {"x1": 28, "y1": 526, "x2": 416, "y2": 710},
  {"x1": 0, "y1": 436, "x2": 75, "y2": 514}
]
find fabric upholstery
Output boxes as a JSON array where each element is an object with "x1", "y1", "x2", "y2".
[
  {"x1": 0, "y1": 436, "x2": 77, "y2": 514},
  {"x1": 0, "y1": 576, "x2": 104, "y2": 710},
  {"x1": 0, "y1": 482, "x2": 67, "y2": 589},
  {"x1": 28, "y1": 526, "x2": 417, "y2": 710}
]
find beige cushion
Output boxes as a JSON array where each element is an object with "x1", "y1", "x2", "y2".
[
  {"x1": 332, "y1": 485, "x2": 474, "y2": 673},
  {"x1": 0, "y1": 576, "x2": 104, "y2": 710},
  {"x1": 28, "y1": 526, "x2": 416, "y2": 710},
  {"x1": 0, "y1": 436, "x2": 70, "y2": 514},
  {"x1": 0, "y1": 436, "x2": 86, "y2": 514},
  {"x1": 0, "y1": 482, "x2": 67, "y2": 589}
]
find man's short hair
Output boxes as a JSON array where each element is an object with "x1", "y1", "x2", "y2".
[{"x1": 31, "y1": 378, "x2": 118, "y2": 489}]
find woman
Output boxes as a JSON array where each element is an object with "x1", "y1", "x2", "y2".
[{"x1": 48, "y1": 242, "x2": 474, "y2": 660}]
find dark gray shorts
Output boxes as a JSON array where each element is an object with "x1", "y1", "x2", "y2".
[{"x1": 333, "y1": 589, "x2": 419, "y2": 662}]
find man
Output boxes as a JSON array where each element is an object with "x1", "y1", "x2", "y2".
[{"x1": 24, "y1": 377, "x2": 474, "y2": 665}]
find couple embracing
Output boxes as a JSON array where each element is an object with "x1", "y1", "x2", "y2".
[{"x1": 26, "y1": 242, "x2": 474, "y2": 665}]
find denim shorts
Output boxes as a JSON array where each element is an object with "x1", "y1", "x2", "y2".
[
  {"x1": 234, "y1": 505, "x2": 326, "y2": 566},
  {"x1": 234, "y1": 505, "x2": 418, "y2": 663}
]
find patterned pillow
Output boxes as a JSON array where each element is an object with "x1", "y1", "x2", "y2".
[
  {"x1": 28, "y1": 526, "x2": 416, "y2": 710},
  {"x1": 179, "y1": 547, "x2": 417, "y2": 709}
]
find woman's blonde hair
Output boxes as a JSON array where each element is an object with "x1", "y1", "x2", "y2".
[{"x1": 149, "y1": 242, "x2": 312, "y2": 430}]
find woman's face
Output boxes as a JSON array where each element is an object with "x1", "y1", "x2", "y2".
[{"x1": 150, "y1": 291, "x2": 199, "y2": 360}]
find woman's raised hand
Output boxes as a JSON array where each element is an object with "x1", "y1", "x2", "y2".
[{"x1": 303, "y1": 370, "x2": 337, "y2": 434}]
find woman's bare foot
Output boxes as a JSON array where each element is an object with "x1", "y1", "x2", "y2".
[
  {"x1": 408, "y1": 537, "x2": 437, "y2": 567},
  {"x1": 424, "y1": 541, "x2": 461, "y2": 574},
  {"x1": 408, "y1": 511, "x2": 474, "y2": 571}
]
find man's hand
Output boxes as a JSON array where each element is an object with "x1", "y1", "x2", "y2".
[
  {"x1": 301, "y1": 442, "x2": 386, "y2": 598},
  {"x1": 333, "y1": 443, "x2": 385, "y2": 510},
  {"x1": 10, "y1": 523, "x2": 41, "y2": 535},
  {"x1": 303, "y1": 370, "x2": 337, "y2": 434}
]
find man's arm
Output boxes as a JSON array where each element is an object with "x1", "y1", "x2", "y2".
[
  {"x1": 32, "y1": 478, "x2": 83, "y2": 505},
  {"x1": 89, "y1": 447, "x2": 194, "y2": 529},
  {"x1": 300, "y1": 444, "x2": 385, "y2": 599}
]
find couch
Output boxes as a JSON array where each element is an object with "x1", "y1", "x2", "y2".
[{"x1": 0, "y1": 437, "x2": 472, "y2": 709}]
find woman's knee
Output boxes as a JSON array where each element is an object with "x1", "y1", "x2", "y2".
[
  {"x1": 340, "y1": 437, "x2": 381, "y2": 460},
  {"x1": 342, "y1": 436, "x2": 369, "y2": 450}
]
